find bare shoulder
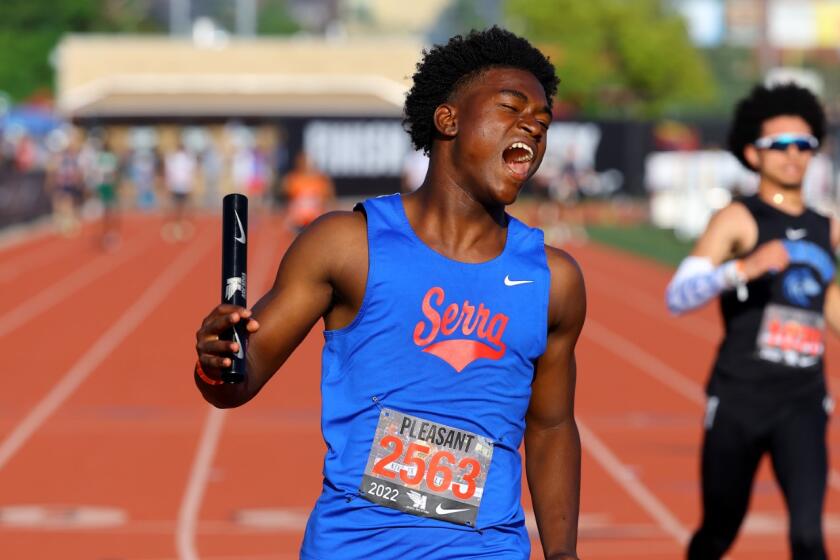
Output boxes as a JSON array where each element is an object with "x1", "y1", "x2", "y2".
[
  {"x1": 295, "y1": 209, "x2": 366, "y2": 246},
  {"x1": 544, "y1": 245, "x2": 586, "y2": 332},
  {"x1": 702, "y1": 200, "x2": 755, "y2": 235},
  {"x1": 714, "y1": 199, "x2": 751, "y2": 223},
  {"x1": 544, "y1": 245, "x2": 584, "y2": 285},
  {"x1": 286, "y1": 210, "x2": 366, "y2": 258},
  {"x1": 693, "y1": 200, "x2": 755, "y2": 261},
  {"x1": 276, "y1": 209, "x2": 368, "y2": 282}
]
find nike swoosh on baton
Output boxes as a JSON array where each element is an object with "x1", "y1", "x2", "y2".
[
  {"x1": 504, "y1": 275, "x2": 534, "y2": 286},
  {"x1": 233, "y1": 329, "x2": 244, "y2": 359},
  {"x1": 435, "y1": 504, "x2": 470, "y2": 515},
  {"x1": 234, "y1": 211, "x2": 246, "y2": 244}
]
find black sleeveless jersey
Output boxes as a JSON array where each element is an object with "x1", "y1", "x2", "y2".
[{"x1": 713, "y1": 195, "x2": 835, "y2": 390}]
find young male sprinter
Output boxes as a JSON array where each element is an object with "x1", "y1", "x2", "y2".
[
  {"x1": 666, "y1": 83, "x2": 839, "y2": 559},
  {"x1": 194, "y1": 27, "x2": 584, "y2": 559}
]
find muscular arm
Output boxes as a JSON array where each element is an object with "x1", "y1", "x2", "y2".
[
  {"x1": 525, "y1": 246, "x2": 586, "y2": 560},
  {"x1": 665, "y1": 203, "x2": 750, "y2": 314},
  {"x1": 690, "y1": 201, "x2": 754, "y2": 264},
  {"x1": 824, "y1": 283, "x2": 840, "y2": 338},
  {"x1": 665, "y1": 202, "x2": 790, "y2": 314},
  {"x1": 195, "y1": 211, "x2": 367, "y2": 408}
]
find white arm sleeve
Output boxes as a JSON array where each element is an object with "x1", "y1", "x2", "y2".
[{"x1": 665, "y1": 256, "x2": 744, "y2": 315}]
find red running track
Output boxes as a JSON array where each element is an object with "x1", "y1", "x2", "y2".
[{"x1": 0, "y1": 212, "x2": 837, "y2": 559}]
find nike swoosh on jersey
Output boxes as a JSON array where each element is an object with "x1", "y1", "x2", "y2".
[
  {"x1": 504, "y1": 275, "x2": 534, "y2": 286},
  {"x1": 786, "y1": 228, "x2": 807, "y2": 240}
]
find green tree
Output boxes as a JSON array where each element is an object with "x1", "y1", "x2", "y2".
[
  {"x1": 0, "y1": 0, "x2": 302, "y2": 102},
  {"x1": 0, "y1": 0, "x2": 162, "y2": 102},
  {"x1": 701, "y1": 45, "x2": 761, "y2": 116},
  {"x1": 429, "y1": 0, "x2": 501, "y2": 44},
  {"x1": 257, "y1": 0, "x2": 300, "y2": 36},
  {"x1": 505, "y1": 0, "x2": 717, "y2": 117}
]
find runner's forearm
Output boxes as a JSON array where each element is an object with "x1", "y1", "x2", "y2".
[
  {"x1": 194, "y1": 369, "x2": 256, "y2": 408},
  {"x1": 666, "y1": 256, "x2": 745, "y2": 314},
  {"x1": 193, "y1": 353, "x2": 270, "y2": 408},
  {"x1": 525, "y1": 419, "x2": 581, "y2": 558}
]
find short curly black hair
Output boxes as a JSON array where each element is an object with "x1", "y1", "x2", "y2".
[
  {"x1": 403, "y1": 26, "x2": 559, "y2": 155},
  {"x1": 728, "y1": 83, "x2": 826, "y2": 171}
]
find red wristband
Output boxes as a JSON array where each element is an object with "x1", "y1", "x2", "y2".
[{"x1": 195, "y1": 360, "x2": 223, "y2": 386}]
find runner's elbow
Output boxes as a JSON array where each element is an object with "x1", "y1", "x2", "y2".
[{"x1": 195, "y1": 383, "x2": 253, "y2": 409}]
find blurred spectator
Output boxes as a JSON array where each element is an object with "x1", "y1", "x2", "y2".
[
  {"x1": 536, "y1": 145, "x2": 588, "y2": 246},
  {"x1": 93, "y1": 140, "x2": 121, "y2": 250},
  {"x1": 231, "y1": 141, "x2": 253, "y2": 195},
  {"x1": 200, "y1": 140, "x2": 223, "y2": 208},
  {"x1": 551, "y1": 146, "x2": 582, "y2": 204},
  {"x1": 246, "y1": 144, "x2": 272, "y2": 210},
  {"x1": 283, "y1": 152, "x2": 334, "y2": 232},
  {"x1": 162, "y1": 143, "x2": 197, "y2": 242},
  {"x1": 46, "y1": 141, "x2": 84, "y2": 236},
  {"x1": 127, "y1": 147, "x2": 161, "y2": 211},
  {"x1": 14, "y1": 133, "x2": 37, "y2": 172},
  {"x1": 272, "y1": 129, "x2": 291, "y2": 208}
]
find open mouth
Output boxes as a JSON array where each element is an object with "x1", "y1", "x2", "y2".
[{"x1": 502, "y1": 142, "x2": 534, "y2": 177}]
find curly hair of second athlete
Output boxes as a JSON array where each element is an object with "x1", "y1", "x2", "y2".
[
  {"x1": 728, "y1": 83, "x2": 826, "y2": 171},
  {"x1": 403, "y1": 26, "x2": 559, "y2": 155}
]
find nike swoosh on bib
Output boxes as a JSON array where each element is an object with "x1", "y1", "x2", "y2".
[
  {"x1": 504, "y1": 275, "x2": 533, "y2": 286},
  {"x1": 435, "y1": 504, "x2": 470, "y2": 515}
]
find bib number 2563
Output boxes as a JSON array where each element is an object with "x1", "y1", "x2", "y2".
[{"x1": 360, "y1": 408, "x2": 494, "y2": 526}]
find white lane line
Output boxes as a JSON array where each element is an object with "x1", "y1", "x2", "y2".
[
  {"x1": 586, "y1": 272, "x2": 719, "y2": 344},
  {"x1": 577, "y1": 417, "x2": 691, "y2": 545},
  {"x1": 0, "y1": 237, "x2": 82, "y2": 284},
  {"x1": 175, "y1": 222, "x2": 280, "y2": 560},
  {"x1": 176, "y1": 407, "x2": 226, "y2": 560},
  {"x1": 584, "y1": 319, "x2": 705, "y2": 405},
  {"x1": 583, "y1": 317, "x2": 840, "y2": 492},
  {"x1": 0, "y1": 230, "x2": 157, "y2": 339},
  {"x1": 0, "y1": 216, "x2": 53, "y2": 253},
  {"x1": 0, "y1": 234, "x2": 215, "y2": 472}
]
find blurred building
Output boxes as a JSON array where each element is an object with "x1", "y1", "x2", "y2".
[
  {"x1": 672, "y1": 0, "x2": 840, "y2": 60},
  {"x1": 54, "y1": 31, "x2": 425, "y2": 198},
  {"x1": 341, "y1": 0, "x2": 452, "y2": 36},
  {"x1": 56, "y1": 34, "x2": 420, "y2": 119}
]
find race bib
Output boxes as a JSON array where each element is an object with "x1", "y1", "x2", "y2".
[
  {"x1": 756, "y1": 304, "x2": 824, "y2": 368},
  {"x1": 360, "y1": 408, "x2": 494, "y2": 526}
]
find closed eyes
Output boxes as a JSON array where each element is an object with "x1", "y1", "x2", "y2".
[{"x1": 499, "y1": 102, "x2": 550, "y2": 130}]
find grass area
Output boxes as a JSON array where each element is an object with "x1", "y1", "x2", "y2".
[{"x1": 586, "y1": 223, "x2": 693, "y2": 268}]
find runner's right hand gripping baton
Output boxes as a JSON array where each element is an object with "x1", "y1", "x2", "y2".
[{"x1": 221, "y1": 193, "x2": 248, "y2": 383}]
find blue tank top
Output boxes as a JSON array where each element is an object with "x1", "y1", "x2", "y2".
[{"x1": 300, "y1": 194, "x2": 550, "y2": 559}]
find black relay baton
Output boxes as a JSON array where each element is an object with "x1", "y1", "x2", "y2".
[{"x1": 221, "y1": 193, "x2": 248, "y2": 383}]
